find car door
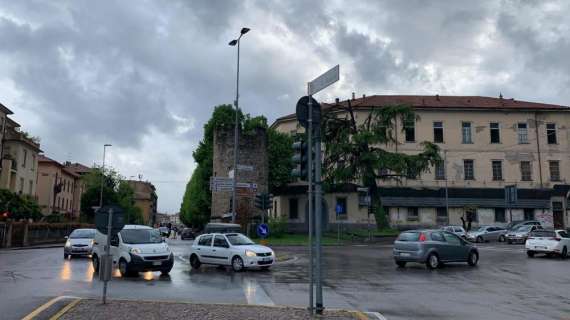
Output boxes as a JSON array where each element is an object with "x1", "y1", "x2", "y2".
[
  {"x1": 429, "y1": 231, "x2": 448, "y2": 257},
  {"x1": 485, "y1": 227, "x2": 497, "y2": 241},
  {"x1": 558, "y1": 231, "x2": 570, "y2": 247},
  {"x1": 196, "y1": 234, "x2": 213, "y2": 263},
  {"x1": 110, "y1": 233, "x2": 121, "y2": 264},
  {"x1": 442, "y1": 232, "x2": 467, "y2": 261},
  {"x1": 212, "y1": 235, "x2": 231, "y2": 265}
]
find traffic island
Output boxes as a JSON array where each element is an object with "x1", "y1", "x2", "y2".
[{"x1": 57, "y1": 299, "x2": 363, "y2": 320}]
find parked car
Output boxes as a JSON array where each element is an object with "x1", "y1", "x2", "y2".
[
  {"x1": 441, "y1": 226, "x2": 467, "y2": 239},
  {"x1": 506, "y1": 224, "x2": 542, "y2": 244},
  {"x1": 393, "y1": 230, "x2": 479, "y2": 269},
  {"x1": 181, "y1": 228, "x2": 195, "y2": 240},
  {"x1": 203, "y1": 223, "x2": 241, "y2": 234},
  {"x1": 526, "y1": 229, "x2": 570, "y2": 259},
  {"x1": 189, "y1": 233, "x2": 274, "y2": 271},
  {"x1": 505, "y1": 220, "x2": 542, "y2": 231},
  {"x1": 466, "y1": 226, "x2": 507, "y2": 243},
  {"x1": 92, "y1": 225, "x2": 174, "y2": 277},
  {"x1": 64, "y1": 228, "x2": 96, "y2": 259}
]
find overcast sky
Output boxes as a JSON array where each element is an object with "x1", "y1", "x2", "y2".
[{"x1": 1, "y1": 1, "x2": 569, "y2": 213}]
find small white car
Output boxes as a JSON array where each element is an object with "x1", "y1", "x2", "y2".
[
  {"x1": 525, "y1": 229, "x2": 570, "y2": 259},
  {"x1": 441, "y1": 226, "x2": 467, "y2": 239},
  {"x1": 92, "y1": 225, "x2": 174, "y2": 277},
  {"x1": 64, "y1": 228, "x2": 96, "y2": 258},
  {"x1": 189, "y1": 233, "x2": 275, "y2": 271}
]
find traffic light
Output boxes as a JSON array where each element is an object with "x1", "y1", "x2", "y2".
[
  {"x1": 266, "y1": 194, "x2": 273, "y2": 210},
  {"x1": 254, "y1": 193, "x2": 274, "y2": 210},
  {"x1": 291, "y1": 139, "x2": 308, "y2": 180},
  {"x1": 254, "y1": 193, "x2": 263, "y2": 210}
]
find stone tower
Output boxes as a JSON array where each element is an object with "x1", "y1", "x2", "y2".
[{"x1": 211, "y1": 126, "x2": 268, "y2": 222}]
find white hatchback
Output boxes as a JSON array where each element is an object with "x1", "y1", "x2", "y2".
[
  {"x1": 525, "y1": 229, "x2": 570, "y2": 259},
  {"x1": 189, "y1": 233, "x2": 275, "y2": 271}
]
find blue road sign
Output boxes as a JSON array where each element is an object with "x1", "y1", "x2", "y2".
[
  {"x1": 257, "y1": 223, "x2": 269, "y2": 238},
  {"x1": 336, "y1": 204, "x2": 344, "y2": 215}
]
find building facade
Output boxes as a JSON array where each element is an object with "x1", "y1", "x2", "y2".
[
  {"x1": 271, "y1": 95, "x2": 570, "y2": 230},
  {"x1": 127, "y1": 180, "x2": 158, "y2": 225}
]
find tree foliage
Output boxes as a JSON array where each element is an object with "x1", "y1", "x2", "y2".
[
  {"x1": 322, "y1": 102, "x2": 441, "y2": 227},
  {"x1": 267, "y1": 128, "x2": 294, "y2": 192},
  {"x1": 0, "y1": 189, "x2": 42, "y2": 221},
  {"x1": 80, "y1": 167, "x2": 143, "y2": 224}
]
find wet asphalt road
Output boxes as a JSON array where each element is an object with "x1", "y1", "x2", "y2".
[{"x1": 1, "y1": 239, "x2": 569, "y2": 320}]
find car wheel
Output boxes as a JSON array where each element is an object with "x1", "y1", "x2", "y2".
[
  {"x1": 92, "y1": 255, "x2": 99, "y2": 273},
  {"x1": 119, "y1": 259, "x2": 133, "y2": 277},
  {"x1": 498, "y1": 235, "x2": 506, "y2": 242},
  {"x1": 232, "y1": 256, "x2": 244, "y2": 272},
  {"x1": 561, "y1": 247, "x2": 568, "y2": 260},
  {"x1": 395, "y1": 261, "x2": 406, "y2": 268},
  {"x1": 64, "y1": 253, "x2": 70, "y2": 259},
  {"x1": 161, "y1": 267, "x2": 172, "y2": 275},
  {"x1": 527, "y1": 250, "x2": 535, "y2": 258},
  {"x1": 467, "y1": 251, "x2": 479, "y2": 266},
  {"x1": 190, "y1": 254, "x2": 201, "y2": 270},
  {"x1": 426, "y1": 253, "x2": 439, "y2": 270},
  {"x1": 476, "y1": 236, "x2": 484, "y2": 243}
]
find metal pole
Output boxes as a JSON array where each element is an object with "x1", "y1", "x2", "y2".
[
  {"x1": 99, "y1": 146, "x2": 107, "y2": 208},
  {"x1": 102, "y1": 208, "x2": 113, "y2": 304},
  {"x1": 231, "y1": 39, "x2": 241, "y2": 224},
  {"x1": 315, "y1": 127, "x2": 324, "y2": 314},
  {"x1": 307, "y1": 86, "x2": 314, "y2": 314},
  {"x1": 444, "y1": 150, "x2": 449, "y2": 220}
]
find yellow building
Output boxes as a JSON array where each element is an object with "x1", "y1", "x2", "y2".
[
  {"x1": 270, "y1": 95, "x2": 570, "y2": 230},
  {"x1": 127, "y1": 180, "x2": 158, "y2": 225}
]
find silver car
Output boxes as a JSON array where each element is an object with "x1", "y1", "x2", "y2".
[
  {"x1": 466, "y1": 226, "x2": 507, "y2": 243},
  {"x1": 393, "y1": 230, "x2": 479, "y2": 269},
  {"x1": 506, "y1": 225, "x2": 542, "y2": 244},
  {"x1": 441, "y1": 226, "x2": 467, "y2": 239},
  {"x1": 64, "y1": 228, "x2": 96, "y2": 258}
]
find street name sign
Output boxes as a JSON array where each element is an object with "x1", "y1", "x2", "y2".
[{"x1": 308, "y1": 64, "x2": 339, "y2": 96}]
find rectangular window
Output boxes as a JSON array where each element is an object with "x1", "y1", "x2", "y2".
[
  {"x1": 22, "y1": 149, "x2": 27, "y2": 168},
  {"x1": 406, "y1": 167, "x2": 418, "y2": 180},
  {"x1": 549, "y1": 161, "x2": 561, "y2": 181},
  {"x1": 490, "y1": 122, "x2": 500, "y2": 143},
  {"x1": 336, "y1": 197, "x2": 347, "y2": 220},
  {"x1": 19, "y1": 177, "x2": 24, "y2": 193},
  {"x1": 462, "y1": 122, "x2": 472, "y2": 144},
  {"x1": 31, "y1": 155, "x2": 36, "y2": 171},
  {"x1": 494, "y1": 208, "x2": 506, "y2": 223},
  {"x1": 434, "y1": 160, "x2": 445, "y2": 180},
  {"x1": 517, "y1": 123, "x2": 528, "y2": 144},
  {"x1": 436, "y1": 207, "x2": 448, "y2": 223},
  {"x1": 407, "y1": 207, "x2": 419, "y2": 221},
  {"x1": 289, "y1": 198, "x2": 298, "y2": 220},
  {"x1": 520, "y1": 161, "x2": 532, "y2": 181},
  {"x1": 524, "y1": 208, "x2": 534, "y2": 221},
  {"x1": 464, "y1": 160, "x2": 475, "y2": 180},
  {"x1": 433, "y1": 121, "x2": 444, "y2": 143},
  {"x1": 546, "y1": 123, "x2": 557, "y2": 144},
  {"x1": 404, "y1": 116, "x2": 415, "y2": 142},
  {"x1": 28, "y1": 180, "x2": 33, "y2": 195},
  {"x1": 492, "y1": 160, "x2": 503, "y2": 181}
]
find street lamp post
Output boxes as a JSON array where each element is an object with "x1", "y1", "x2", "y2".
[
  {"x1": 228, "y1": 27, "x2": 250, "y2": 224},
  {"x1": 99, "y1": 144, "x2": 112, "y2": 209}
]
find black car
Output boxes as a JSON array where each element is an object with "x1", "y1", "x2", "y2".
[{"x1": 181, "y1": 228, "x2": 195, "y2": 240}]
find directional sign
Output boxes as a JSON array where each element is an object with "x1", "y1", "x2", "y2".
[
  {"x1": 257, "y1": 223, "x2": 269, "y2": 238},
  {"x1": 237, "y1": 164, "x2": 254, "y2": 171},
  {"x1": 308, "y1": 64, "x2": 339, "y2": 96}
]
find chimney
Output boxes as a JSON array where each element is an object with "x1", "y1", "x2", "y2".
[
  {"x1": 352, "y1": 92, "x2": 355, "y2": 100},
  {"x1": 499, "y1": 92, "x2": 503, "y2": 99},
  {"x1": 335, "y1": 97, "x2": 340, "y2": 103},
  {"x1": 362, "y1": 94, "x2": 366, "y2": 99},
  {"x1": 435, "y1": 94, "x2": 440, "y2": 101}
]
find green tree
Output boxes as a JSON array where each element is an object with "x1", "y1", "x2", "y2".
[
  {"x1": 267, "y1": 128, "x2": 294, "y2": 192},
  {"x1": 321, "y1": 102, "x2": 440, "y2": 228},
  {"x1": 0, "y1": 189, "x2": 42, "y2": 221}
]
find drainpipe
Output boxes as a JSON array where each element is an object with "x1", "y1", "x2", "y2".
[{"x1": 534, "y1": 112, "x2": 543, "y2": 188}]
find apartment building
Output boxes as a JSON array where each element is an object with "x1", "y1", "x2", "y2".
[
  {"x1": 270, "y1": 95, "x2": 570, "y2": 231},
  {"x1": 0, "y1": 114, "x2": 42, "y2": 197},
  {"x1": 127, "y1": 180, "x2": 158, "y2": 225},
  {"x1": 36, "y1": 155, "x2": 86, "y2": 219}
]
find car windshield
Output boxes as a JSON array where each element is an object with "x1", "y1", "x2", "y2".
[
  {"x1": 397, "y1": 232, "x2": 420, "y2": 241},
  {"x1": 69, "y1": 229, "x2": 96, "y2": 239},
  {"x1": 515, "y1": 225, "x2": 532, "y2": 232},
  {"x1": 226, "y1": 234, "x2": 254, "y2": 245},
  {"x1": 121, "y1": 229, "x2": 162, "y2": 244}
]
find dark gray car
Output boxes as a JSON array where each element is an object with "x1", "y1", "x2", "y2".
[{"x1": 393, "y1": 230, "x2": 479, "y2": 269}]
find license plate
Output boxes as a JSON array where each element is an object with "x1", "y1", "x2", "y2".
[
  {"x1": 261, "y1": 257, "x2": 271, "y2": 262},
  {"x1": 535, "y1": 246, "x2": 546, "y2": 250},
  {"x1": 152, "y1": 261, "x2": 162, "y2": 266},
  {"x1": 400, "y1": 252, "x2": 411, "y2": 257}
]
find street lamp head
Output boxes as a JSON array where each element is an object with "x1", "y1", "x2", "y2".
[
  {"x1": 240, "y1": 27, "x2": 250, "y2": 35},
  {"x1": 228, "y1": 39, "x2": 238, "y2": 46},
  {"x1": 104, "y1": 144, "x2": 112, "y2": 147}
]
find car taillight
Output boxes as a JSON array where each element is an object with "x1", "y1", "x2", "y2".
[
  {"x1": 418, "y1": 233, "x2": 426, "y2": 242},
  {"x1": 554, "y1": 237, "x2": 561, "y2": 241}
]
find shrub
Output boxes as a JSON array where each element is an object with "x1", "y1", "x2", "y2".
[{"x1": 268, "y1": 215, "x2": 288, "y2": 238}]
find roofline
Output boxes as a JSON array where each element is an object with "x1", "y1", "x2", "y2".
[{"x1": 0, "y1": 102, "x2": 13, "y2": 115}]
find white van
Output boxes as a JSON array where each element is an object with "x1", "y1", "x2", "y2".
[{"x1": 92, "y1": 225, "x2": 174, "y2": 277}]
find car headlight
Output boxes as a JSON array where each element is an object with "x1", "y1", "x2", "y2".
[
  {"x1": 65, "y1": 240, "x2": 71, "y2": 248},
  {"x1": 130, "y1": 248, "x2": 142, "y2": 254},
  {"x1": 245, "y1": 250, "x2": 256, "y2": 257},
  {"x1": 90, "y1": 239, "x2": 95, "y2": 246}
]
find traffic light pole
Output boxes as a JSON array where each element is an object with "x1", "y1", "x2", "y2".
[{"x1": 307, "y1": 84, "x2": 314, "y2": 315}]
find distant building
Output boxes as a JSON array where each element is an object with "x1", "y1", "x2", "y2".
[
  {"x1": 0, "y1": 105, "x2": 42, "y2": 197},
  {"x1": 127, "y1": 180, "x2": 158, "y2": 225}
]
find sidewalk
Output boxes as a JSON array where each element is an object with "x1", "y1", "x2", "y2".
[{"x1": 57, "y1": 299, "x2": 364, "y2": 320}]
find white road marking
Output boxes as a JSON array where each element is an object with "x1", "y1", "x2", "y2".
[
  {"x1": 243, "y1": 278, "x2": 275, "y2": 306},
  {"x1": 365, "y1": 311, "x2": 388, "y2": 320}
]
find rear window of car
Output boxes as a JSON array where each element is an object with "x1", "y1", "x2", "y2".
[
  {"x1": 530, "y1": 230, "x2": 556, "y2": 237},
  {"x1": 397, "y1": 232, "x2": 420, "y2": 242}
]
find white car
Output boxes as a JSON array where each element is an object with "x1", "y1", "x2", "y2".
[
  {"x1": 64, "y1": 228, "x2": 96, "y2": 258},
  {"x1": 441, "y1": 226, "x2": 467, "y2": 239},
  {"x1": 92, "y1": 225, "x2": 174, "y2": 277},
  {"x1": 189, "y1": 233, "x2": 275, "y2": 271},
  {"x1": 525, "y1": 229, "x2": 570, "y2": 259}
]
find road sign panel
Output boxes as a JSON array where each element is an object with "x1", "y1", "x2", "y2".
[
  {"x1": 237, "y1": 164, "x2": 254, "y2": 171},
  {"x1": 95, "y1": 205, "x2": 125, "y2": 236},
  {"x1": 308, "y1": 64, "x2": 339, "y2": 96},
  {"x1": 296, "y1": 96, "x2": 321, "y2": 129},
  {"x1": 257, "y1": 223, "x2": 269, "y2": 238}
]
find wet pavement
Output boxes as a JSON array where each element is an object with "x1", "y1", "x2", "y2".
[{"x1": 1, "y1": 239, "x2": 569, "y2": 320}]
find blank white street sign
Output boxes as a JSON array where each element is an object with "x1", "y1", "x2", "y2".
[
  {"x1": 237, "y1": 164, "x2": 254, "y2": 171},
  {"x1": 308, "y1": 65, "x2": 339, "y2": 96}
]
